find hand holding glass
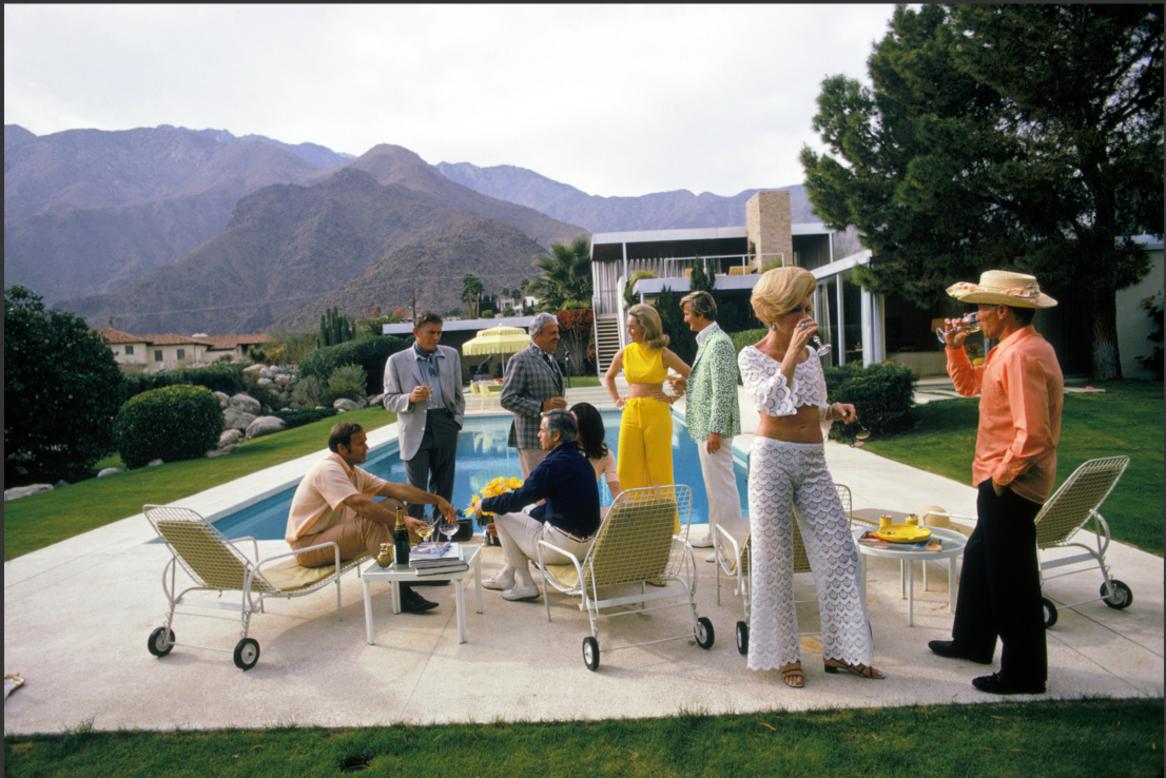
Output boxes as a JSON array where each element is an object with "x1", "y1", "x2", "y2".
[{"x1": 935, "y1": 312, "x2": 980, "y2": 345}]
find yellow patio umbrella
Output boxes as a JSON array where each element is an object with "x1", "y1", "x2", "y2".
[{"x1": 461, "y1": 325, "x2": 531, "y2": 377}]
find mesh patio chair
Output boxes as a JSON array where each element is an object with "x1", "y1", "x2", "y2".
[
  {"x1": 143, "y1": 503, "x2": 368, "y2": 670},
  {"x1": 715, "y1": 483, "x2": 853, "y2": 655},
  {"x1": 534, "y1": 484, "x2": 714, "y2": 671},
  {"x1": 920, "y1": 456, "x2": 1133, "y2": 628}
]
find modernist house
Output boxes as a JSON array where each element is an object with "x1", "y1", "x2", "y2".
[{"x1": 588, "y1": 191, "x2": 1164, "y2": 379}]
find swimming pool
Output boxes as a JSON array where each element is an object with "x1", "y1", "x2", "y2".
[{"x1": 212, "y1": 411, "x2": 750, "y2": 540}]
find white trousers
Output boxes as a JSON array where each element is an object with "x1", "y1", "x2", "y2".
[
  {"x1": 494, "y1": 511, "x2": 593, "y2": 586},
  {"x1": 696, "y1": 437, "x2": 743, "y2": 542}
]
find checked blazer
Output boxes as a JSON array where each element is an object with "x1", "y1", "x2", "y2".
[
  {"x1": 501, "y1": 344, "x2": 564, "y2": 449},
  {"x1": 685, "y1": 322, "x2": 741, "y2": 442}
]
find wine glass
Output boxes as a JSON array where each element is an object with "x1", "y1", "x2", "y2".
[
  {"x1": 414, "y1": 522, "x2": 434, "y2": 543},
  {"x1": 810, "y1": 335, "x2": 832, "y2": 358},
  {"x1": 438, "y1": 519, "x2": 458, "y2": 545},
  {"x1": 935, "y1": 312, "x2": 981, "y2": 345},
  {"x1": 850, "y1": 426, "x2": 871, "y2": 448}
]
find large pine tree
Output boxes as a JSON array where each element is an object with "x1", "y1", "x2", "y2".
[{"x1": 801, "y1": 4, "x2": 1163, "y2": 378}]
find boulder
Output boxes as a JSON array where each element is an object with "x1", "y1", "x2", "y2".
[
  {"x1": 4, "y1": 484, "x2": 53, "y2": 501},
  {"x1": 274, "y1": 373, "x2": 292, "y2": 386},
  {"x1": 205, "y1": 446, "x2": 235, "y2": 458},
  {"x1": 245, "y1": 416, "x2": 287, "y2": 439},
  {"x1": 257, "y1": 377, "x2": 273, "y2": 386},
  {"x1": 213, "y1": 390, "x2": 230, "y2": 408},
  {"x1": 54, "y1": 479, "x2": 69, "y2": 489},
  {"x1": 242, "y1": 364, "x2": 265, "y2": 377},
  {"x1": 147, "y1": 459, "x2": 164, "y2": 467},
  {"x1": 97, "y1": 467, "x2": 122, "y2": 478},
  {"x1": 260, "y1": 367, "x2": 274, "y2": 380},
  {"x1": 223, "y1": 408, "x2": 257, "y2": 431},
  {"x1": 333, "y1": 398, "x2": 361, "y2": 412},
  {"x1": 229, "y1": 393, "x2": 262, "y2": 414},
  {"x1": 367, "y1": 393, "x2": 385, "y2": 407},
  {"x1": 219, "y1": 429, "x2": 244, "y2": 447}
]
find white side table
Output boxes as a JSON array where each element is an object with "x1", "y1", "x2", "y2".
[
  {"x1": 361, "y1": 543, "x2": 483, "y2": 644},
  {"x1": 853, "y1": 525, "x2": 967, "y2": 626}
]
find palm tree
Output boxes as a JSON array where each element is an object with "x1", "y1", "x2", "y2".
[
  {"x1": 461, "y1": 273, "x2": 484, "y2": 318},
  {"x1": 530, "y1": 236, "x2": 592, "y2": 312}
]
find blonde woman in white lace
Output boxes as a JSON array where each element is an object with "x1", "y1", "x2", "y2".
[{"x1": 738, "y1": 266, "x2": 883, "y2": 688}]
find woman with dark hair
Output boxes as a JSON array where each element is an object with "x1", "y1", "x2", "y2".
[{"x1": 570, "y1": 402, "x2": 621, "y2": 503}]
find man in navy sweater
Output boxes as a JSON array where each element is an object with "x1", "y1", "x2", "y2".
[{"x1": 473, "y1": 409, "x2": 600, "y2": 602}]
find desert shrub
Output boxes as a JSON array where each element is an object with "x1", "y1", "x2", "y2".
[
  {"x1": 113, "y1": 385, "x2": 222, "y2": 469},
  {"x1": 121, "y1": 363, "x2": 246, "y2": 401},
  {"x1": 290, "y1": 375, "x2": 328, "y2": 408},
  {"x1": 327, "y1": 364, "x2": 368, "y2": 402},
  {"x1": 274, "y1": 407, "x2": 338, "y2": 429},
  {"x1": 4, "y1": 286, "x2": 125, "y2": 484},
  {"x1": 299, "y1": 335, "x2": 410, "y2": 394},
  {"x1": 826, "y1": 362, "x2": 916, "y2": 440}
]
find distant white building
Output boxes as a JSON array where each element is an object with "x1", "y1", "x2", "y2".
[{"x1": 95, "y1": 329, "x2": 269, "y2": 372}]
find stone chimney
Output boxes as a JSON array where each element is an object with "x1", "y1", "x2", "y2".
[{"x1": 746, "y1": 190, "x2": 792, "y2": 271}]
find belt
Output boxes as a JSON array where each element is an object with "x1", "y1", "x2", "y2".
[{"x1": 550, "y1": 525, "x2": 591, "y2": 544}]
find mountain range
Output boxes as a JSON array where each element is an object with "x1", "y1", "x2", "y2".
[{"x1": 4, "y1": 123, "x2": 846, "y2": 334}]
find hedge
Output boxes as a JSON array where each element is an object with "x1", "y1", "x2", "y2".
[
  {"x1": 122, "y1": 363, "x2": 246, "y2": 401},
  {"x1": 825, "y1": 362, "x2": 916, "y2": 440},
  {"x1": 298, "y1": 335, "x2": 410, "y2": 395},
  {"x1": 113, "y1": 385, "x2": 223, "y2": 469}
]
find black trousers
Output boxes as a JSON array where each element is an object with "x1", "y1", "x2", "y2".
[
  {"x1": 404, "y1": 409, "x2": 459, "y2": 520},
  {"x1": 951, "y1": 480, "x2": 1047, "y2": 684}
]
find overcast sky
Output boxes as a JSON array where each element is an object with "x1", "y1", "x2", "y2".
[{"x1": 4, "y1": 4, "x2": 897, "y2": 197}]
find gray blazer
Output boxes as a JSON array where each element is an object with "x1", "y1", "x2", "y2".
[
  {"x1": 501, "y1": 344, "x2": 563, "y2": 449},
  {"x1": 383, "y1": 344, "x2": 465, "y2": 462}
]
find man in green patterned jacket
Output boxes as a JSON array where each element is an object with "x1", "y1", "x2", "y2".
[{"x1": 674, "y1": 290, "x2": 743, "y2": 561}]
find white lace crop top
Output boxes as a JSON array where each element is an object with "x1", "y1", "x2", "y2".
[{"x1": 737, "y1": 345, "x2": 828, "y2": 418}]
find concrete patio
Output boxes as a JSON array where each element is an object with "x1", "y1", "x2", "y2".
[{"x1": 4, "y1": 383, "x2": 1162, "y2": 734}]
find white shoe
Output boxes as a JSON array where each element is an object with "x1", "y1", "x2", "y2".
[
  {"x1": 705, "y1": 551, "x2": 717, "y2": 563},
  {"x1": 690, "y1": 533, "x2": 714, "y2": 548},
  {"x1": 483, "y1": 574, "x2": 515, "y2": 591},
  {"x1": 502, "y1": 583, "x2": 541, "y2": 601}
]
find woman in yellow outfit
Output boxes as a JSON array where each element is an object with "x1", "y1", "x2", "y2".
[{"x1": 603, "y1": 304, "x2": 691, "y2": 529}]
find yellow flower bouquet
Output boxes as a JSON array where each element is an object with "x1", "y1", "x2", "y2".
[{"x1": 466, "y1": 476, "x2": 525, "y2": 524}]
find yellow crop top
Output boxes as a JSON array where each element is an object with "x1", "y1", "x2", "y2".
[{"x1": 624, "y1": 342, "x2": 667, "y2": 383}]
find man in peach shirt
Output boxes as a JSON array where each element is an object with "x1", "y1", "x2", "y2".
[
  {"x1": 928, "y1": 270, "x2": 1063, "y2": 695},
  {"x1": 286, "y1": 421, "x2": 458, "y2": 613}
]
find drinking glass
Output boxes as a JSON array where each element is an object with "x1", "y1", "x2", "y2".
[
  {"x1": 810, "y1": 335, "x2": 832, "y2": 357},
  {"x1": 850, "y1": 426, "x2": 871, "y2": 448},
  {"x1": 414, "y1": 522, "x2": 434, "y2": 542},
  {"x1": 935, "y1": 312, "x2": 981, "y2": 345},
  {"x1": 438, "y1": 520, "x2": 458, "y2": 544}
]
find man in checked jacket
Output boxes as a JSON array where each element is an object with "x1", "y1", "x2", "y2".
[{"x1": 501, "y1": 312, "x2": 568, "y2": 477}]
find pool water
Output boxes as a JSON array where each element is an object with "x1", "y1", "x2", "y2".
[{"x1": 213, "y1": 411, "x2": 749, "y2": 540}]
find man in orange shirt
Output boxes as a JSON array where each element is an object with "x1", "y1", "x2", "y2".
[{"x1": 928, "y1": 270, "x2": 1063, "y2": 695}]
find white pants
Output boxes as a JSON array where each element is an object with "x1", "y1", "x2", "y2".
[
  {"x1": 494, "y1": 511, "x2": 593, "y2": 586},
  {"x1": 697, "y1": 437, "x2": 743, "y2": 543}
]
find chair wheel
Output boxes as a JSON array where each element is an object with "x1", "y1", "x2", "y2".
[
  {"x1": 736, "y1": 621, "x2": 749, "y2": 655},
  {"x1": 582, "y1": 636, "x2": 600, "y2": 671},
  {"x1": 147, "y1": 626, "x2": 175, "y2": 657},
  {"x1": 1041, "y1": 597, "x2": 1058, "y2": 629},
  {"x1": 233, "y1": 638, "x2": 260, "y2": 671},
  {"x1": 694, "y1": 616, "x2": 715, "y2": 649},
  {"x1": 1101, "y1": 580, "x2": 1133, "y2": 609}
]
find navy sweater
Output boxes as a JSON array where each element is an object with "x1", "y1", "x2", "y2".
[{"x1": 481, "y1": 444, "x2": 600, "y2": 538}]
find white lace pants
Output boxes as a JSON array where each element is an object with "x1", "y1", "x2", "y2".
[{"x1": 746, "y1": 438, "x2": 872, "y2": 671}]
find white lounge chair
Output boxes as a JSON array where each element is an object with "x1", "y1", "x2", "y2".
[
  {"x1": 143, "y1": 503, "x2": 367, "y2": 670},
  {"x1": 534, "y1": 484, "x2": 714, "y2": 671}
]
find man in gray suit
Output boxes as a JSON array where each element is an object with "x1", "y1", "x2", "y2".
[
  {"x1": 383, "y1": 311, "x2": 465, "y2": 522},
  {"x1": 501, "y1": 312, "x2": 567, "y2": 477}
]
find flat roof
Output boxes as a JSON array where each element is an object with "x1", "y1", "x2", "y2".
[
  {"x1": 382, "y1": 315, "x2": 535, "y2": 336},
  {"x1": 592, "y1": 222, "x2": 832, "y2": 249}
]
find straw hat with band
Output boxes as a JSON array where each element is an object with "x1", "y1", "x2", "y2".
[{"x1": 946, "y1": 270, "x2": 1057, "y2": 309}]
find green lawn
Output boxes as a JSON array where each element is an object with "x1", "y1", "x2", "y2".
[
  {"x1": 864, "y1": 380, "x2": 1163, "y2": 554},
  {"x1": 4, "y1": 699, "x2": 1161, "y2": 777},
  {"x1": 2, "y1": 407, "x2": 394, "y2": 561}
]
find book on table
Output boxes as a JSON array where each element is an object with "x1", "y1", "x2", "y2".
[{"x1": 410, "y1": 542, "x2": 468, "y2": 574}]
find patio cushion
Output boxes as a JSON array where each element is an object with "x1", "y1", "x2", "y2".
[{"x1": 262, "y1": 554, "x2": 368, "y2": 592}]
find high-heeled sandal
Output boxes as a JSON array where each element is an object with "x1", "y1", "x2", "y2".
[
  {"x1": 779, "y1": 662, "x2": 805, "y2": 688},
  {"x1": 823, "y1": 659, "x2": 885, "y2": 679}
]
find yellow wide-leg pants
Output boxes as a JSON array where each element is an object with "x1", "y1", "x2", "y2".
[{"x1": 617, "y1": 397, "x2": 678, "y2": 532}]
